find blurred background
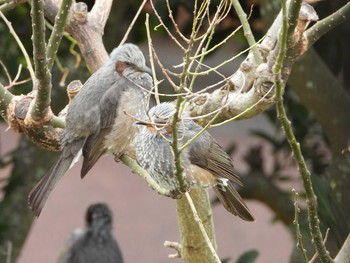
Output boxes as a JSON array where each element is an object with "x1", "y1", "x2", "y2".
[{"x1": 0, "y1": 0, "x2": 349, "y2": 262}]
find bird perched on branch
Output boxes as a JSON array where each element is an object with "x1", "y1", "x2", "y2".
[
  {"x1": 134, "y1": 102, "x2": 254, "y2": 221},
  {"x1": 58, "y1": 203, "x2": 123, "y2": 263},
  {"x1": 29, "y1": 44, "x2": 153, "y2": 216}
]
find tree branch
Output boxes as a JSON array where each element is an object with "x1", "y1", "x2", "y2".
[
  {"x1": 231, "y1": 0, "x2": 262, "y2": 63},
  {"x1": 45, "y1": 0, "x2": 112, "y2": 72},
  {"x1": 306, "y1": 2, "x2": 350, "y2": 49},
  {"x1": 175, "y1": 189, "x2": 217, "y2": 263},
  {"x1": 0, "y1": 10, "x2": 35, "y2": 82},
  {"x1": 119, "y1": 155, "x2": 171, "y2": 197},
  {"x1": 46, "y1": 0, "x2": 73, "y2": 70},
  {"x1": 292, "y1": 190, "x2": 309, "y2": 263},
  {"x1": 30, "y1": 0, "x2": 52, "y2": 120},
  {"x1": 273, "y1": 1, "x2": 333, "y2": 262}
]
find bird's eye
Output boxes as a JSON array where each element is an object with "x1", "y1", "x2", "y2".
[
  {"x1": 115, "y1": 61, "x2": 134, "y2": 74},
  {"x1": 125, "y1": 61, "x2": 133, "y2": 67}
]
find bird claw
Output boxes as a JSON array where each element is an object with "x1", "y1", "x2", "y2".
[{"x1": 169, "y1": 189, "x2": 183, "y2": 199}]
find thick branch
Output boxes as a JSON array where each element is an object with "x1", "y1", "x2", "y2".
[
  {"x1": 231, "y1": 0, "x2": 262, "y2": 63},
  {"x1": 46, "y1": 0, "x2": 73, "y2": 70},
  {"x1": 31, "y1": 0, "x2": 52, "y2": 120},
  {"x1": 120, "y1": 155, "x2": 171, "y2": 197},
  {"x1": 175, "y1": 189, "x2": 217, "y2": 263},
  {"x1": 186, "y1": 3, "x2": 317, "y2": 126},
  {"x1": 45, "y1": 0, "x2": 112, "y2": 72},
  {"x1": 306, "y1": 2, "x2": 350, "y2": 49}
]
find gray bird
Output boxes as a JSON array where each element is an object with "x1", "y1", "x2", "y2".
[
  {"x1": 134, "y1": 102, "x2": 254, "y2": 221},
  {"x1": 29, "y1": 44, "x2": 153, "y2": 216},
  {"x1": 58, "y1": 203, "x2": 123, "y2": 263}
]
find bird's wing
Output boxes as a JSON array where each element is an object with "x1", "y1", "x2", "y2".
[
  {"x1": 99, "y1": 82, "x2": 122, "y2": 128},
  {"x1": 187, "y1": 128, "x2": 242, "y2": 186},
  {"x1": 81, "y1": 128, "x2": 111, "y2": 178},
  {"x1": 80, "y1": 83, "x2": 122, "y2": 178}
]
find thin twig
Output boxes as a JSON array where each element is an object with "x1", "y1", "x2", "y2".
[
  {"x1": 145, "y1": 14, "x2": 160, "y2": 105},
  {"x1": 151, "y1": 45, "x2": 180, "y2": 91},
  {"x1": 231, "y1": 0, "x2": 262, "y2": 63},
  {"x1": 119, "y1": 0, "x2": 148, "y2": 46},
  {"x1": 273, "y1": 1, "x2": 333, "y2": 262},
  {"x1": 187, "y1": 39, "x2": 263, "y2": 76},
  {"x1": 188, "y1": 0, "x2": 229, "y2": 92},
  {"x1": 31, "y1": 0, "x2": 52, "y2": 119},
  {"x1": 0, "y1": 59, "x2": 11, "y2": 83},
  {"x1": 184, "y1": 192, "x2": 221, "y2": 263},
  {"x1": 165, "y1": 0, "x2": 189, "y2": 43},
  {"x1": 309, "y1": 229, "x2": 331, "y2": 263},
  {"x1": 189, "y1": 24, "x2": 243, "y2": 60},
  {"x1": 209, "y1": 84, "x2": 274, "y2": 127},
  {"x1": 0, "y1": 11, "x2": 35, "y2": 82},
  {"x1": 180, "y1": 109, "x2": 221, "y2": 152},
  {"x1": 292, "y1": 189, "x2": 309, "y2": 263},
  {"x1": 150, "y1": 0, "x2": 186, "y2": 51}
]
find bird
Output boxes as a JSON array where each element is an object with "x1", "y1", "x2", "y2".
[
  {"x1": 134, "y1": 102, "x2": 255, "y2": 221},
  {"x1": 58, "y1": 203, "x2": 124, "y2": 263},
  {"x1": 29, "y1": 43, "x2": 153, "y2": 216}
]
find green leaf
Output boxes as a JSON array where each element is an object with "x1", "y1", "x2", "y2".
[{"x1": 236, "y1": 250, "x2": 259, "y2": 263}]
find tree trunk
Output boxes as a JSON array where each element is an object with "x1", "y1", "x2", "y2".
[{"x1": 175, "y1": 189, "x2": 218, "y2": 263}]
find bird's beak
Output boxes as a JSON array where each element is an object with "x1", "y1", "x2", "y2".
[{"x1": 136, "y1": 121, "x2": 148, "y2": 126}]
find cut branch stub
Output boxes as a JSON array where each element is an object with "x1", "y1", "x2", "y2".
[
  {"x1": 72, "y1": 2, "x2": 88, "y2": 24},
  {"x1": 6, "y1": 94, "x2": 61, "y2": 151}
]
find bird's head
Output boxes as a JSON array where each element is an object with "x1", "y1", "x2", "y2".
[
  {"x1": 86, "y1": 203, "x2": 113, "y2": 230},
  {"x1": 136, "y1": 102, "x2": 185, "y2": 137},
  {"x1": 109, "y1": 43, "x2": 152, "y2": 77}
]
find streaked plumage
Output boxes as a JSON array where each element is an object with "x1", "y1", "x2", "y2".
[{"x1": 134, "y1": 102, "x2": 254, "y2": 221}]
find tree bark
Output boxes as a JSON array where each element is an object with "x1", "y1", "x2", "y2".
[{"x1": 175, "y1": 189, "x2": 217, "y2": 263}]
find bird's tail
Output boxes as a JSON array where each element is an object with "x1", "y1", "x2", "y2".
[
  {"x1": 213, "y1": 181, "x2": 255, "y2": 221},
  {"x1": 28, "y1": 154, "x2": 75, "y2": 217}
]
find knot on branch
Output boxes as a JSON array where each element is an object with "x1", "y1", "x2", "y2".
[
  {"x1": 6, "y1": 94, "x2": 62, "y2": 151},
  {"x1": 254, "y1": 63, "x2": 275, "y2": 101},
  {"x1": 186, "y1": 90, "x2": 229, "y2": 125}
]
